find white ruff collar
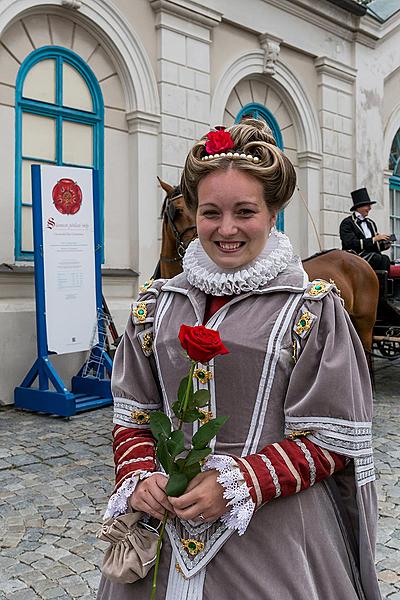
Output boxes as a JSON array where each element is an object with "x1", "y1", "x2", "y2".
[{"x1": 183, "y1": 228, "x2": 294, "y2": 296}]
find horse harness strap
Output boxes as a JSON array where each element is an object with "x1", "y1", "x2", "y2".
[{"x1": 161, "y1": 193, "x2": 197, "y2": 264}]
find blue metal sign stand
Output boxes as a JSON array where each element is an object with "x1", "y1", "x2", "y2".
[{"x1": 14, "y1": 166, "x2": 113, "y2": 417}]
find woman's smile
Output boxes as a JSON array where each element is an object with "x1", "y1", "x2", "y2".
[{"x1": 214, "y1": 241, "x2": 245, "y2": 252}]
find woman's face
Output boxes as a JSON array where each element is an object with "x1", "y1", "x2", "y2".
[{"x1": 196, "y1": 169, "x2": 276, "y2": 270}]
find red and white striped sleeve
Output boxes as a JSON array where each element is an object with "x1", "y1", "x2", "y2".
[
  {"x1": 205, "y1": 436, "x2": 347, "y2": 535},
  {"x1": 236, "y1": 436, "x2": 346, "y2": 509}
]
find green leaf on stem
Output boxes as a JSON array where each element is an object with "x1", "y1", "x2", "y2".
[
  {"x1": 166, "y1": 472, "x2": 188, "y2": 497},
  {"x1": 185, "y1": 447, "x2": 212, "y2": 466},
  {"x1": 193, "y1": 389, "x2": 210, "y2": 408},
  {"x1": 149, "y1": 412, "x2": 172, "y2": 441},
  {"x1": 156, "y1": 437, "x2": 173, "y2": 475},
  {"x1": 167, "y1": 430, "x2": 185, "y2": 458},
  {"x1": 182, "y1": 461, "x2": 201, "y2": 481},
  {"x1": 182, "y1": 408, "x2": 204, "y2": 423},
  {"x1": 171, "y1": 400, "x2": 183, "y2": 420},
  {"x1": 192, "y1": 416, "x2": 229, "y2": 449}
]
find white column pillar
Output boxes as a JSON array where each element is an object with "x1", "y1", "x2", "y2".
[
  {"x1": 126, "y1": 110, "x2": 161, "y2": 282},
  {"x1": 315, "y1": 57, "x2": 356, "y2": 249},
  {"x1": 150, "y1": 0, "x2": 221, "y2": 186},
  {"x1": 297, "y1": 151, "x2": 323, "y2": 257}
]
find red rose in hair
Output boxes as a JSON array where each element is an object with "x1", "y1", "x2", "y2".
[
  {"x1": 205, "y1": 130, "x2": 235, "y2": 155},
  {"x1": 179, "y1": 324, "x2": 229, "y2": 363}
]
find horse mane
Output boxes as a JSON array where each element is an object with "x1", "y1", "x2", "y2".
[
  {"x1": 160, "y1": 185, "x2": 182, "y2": 218},
  {"x1": 302, "y1": 248, "x2": 339, "y2": 263}
]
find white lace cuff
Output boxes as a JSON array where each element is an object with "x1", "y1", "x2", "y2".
[
  {"x1": 104, "y1": 471, "x2": 165, "y2": 520},
  {"x1": 203, "y1": 455, "x2": 255, "y2": 536}
]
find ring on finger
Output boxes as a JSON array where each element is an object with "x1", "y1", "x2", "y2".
[{"x1": 198, "y1": 513, "x2": 206, "y2": 521}]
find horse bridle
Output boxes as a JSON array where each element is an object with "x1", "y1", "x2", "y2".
[{"x1": 161, "y1": 192, "x2": 197, "y2": 264}]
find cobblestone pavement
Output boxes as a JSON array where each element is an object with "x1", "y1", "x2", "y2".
[{"x1": 0, "y1": 359, "x2": 399, "y2": 599}]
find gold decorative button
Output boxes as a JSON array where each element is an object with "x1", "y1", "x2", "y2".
[
  {"x1": 181, "y1": 538, "x2": 204, "y2": 556},
  {"x1": 133, "y1": 302, "x2": 147, "y2": 322},
  {"x1": 131, "y1": 410, "x2": 150, "y2": 425},
  {"x1": 139, "y1": 278, "x2": 154, "y2": 293},
  {"x1": 193, "y1": 368, "x2": 212, "y2": 384}
]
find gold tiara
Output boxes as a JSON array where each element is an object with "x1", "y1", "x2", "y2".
[{"x1": 201, "y1": 152, "x2": 260, "y2": 163}]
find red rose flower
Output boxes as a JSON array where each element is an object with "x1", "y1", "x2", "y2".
[
  {"x1": 179, "y1": 324, "x2": 229, "y2": 363},
  {"x1": 205, "y1": 130, "x2": 235, "y2": 155}
]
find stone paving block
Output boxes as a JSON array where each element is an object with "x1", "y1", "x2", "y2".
[
  {"x1": 45, "y1": 565, "x2": 74, "y2": 580},
  {"x1": 41, "y1": 588, "x2": 70, "y2": 599},
  {"x1": 7, "y1": 589, "x2": 40, "y2": 599}
]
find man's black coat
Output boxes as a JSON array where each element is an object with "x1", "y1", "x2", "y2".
[{"x1": 339, "y1": 213, "x2": 385, "y2": 254}]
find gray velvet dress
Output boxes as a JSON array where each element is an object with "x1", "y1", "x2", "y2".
[{"x1": 97, "y1": 244, "x2": 381, "y2": 600}]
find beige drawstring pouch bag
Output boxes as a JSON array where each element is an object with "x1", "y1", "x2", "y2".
[{"x1": 96, "y1": 511, "x2": 159, "y2": 584}]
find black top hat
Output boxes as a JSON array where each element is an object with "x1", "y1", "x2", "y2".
[{"x1": 350, "y1": 187, "x2": 376, "y2": 211}]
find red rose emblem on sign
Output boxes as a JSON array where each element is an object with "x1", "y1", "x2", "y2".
[
  {"x1": 205, "y1": 130, "x2": 235, "y2": 155},
  {"x1": 52, "y1": 179, "x2": 82, "y2": 215},
  {"x1": 178, "y1": 324, "x2": 229, "y2": 363}
]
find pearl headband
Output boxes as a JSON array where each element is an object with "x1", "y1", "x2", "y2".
[{"x1": 201, "y1": 151, "x2": 260, "y2": 163}]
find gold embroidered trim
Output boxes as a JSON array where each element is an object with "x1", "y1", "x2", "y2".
[
  {"x1": 131, "y1": 410, "x2": 150, "y2": 425},
  {"x1": 132, "y1": 302, "x2": 147, "y2": 322},
  {"x1": 175, "y1": 562, "x2": 186, "y2": 578},
  {"x1": 193, "y1": 368, "x2": 212, "y2": 383},
  {"x1": 307, "y1": 280, "x2": 331, "y2": 297},
  {"x1": 139, "y1": 278, "x2": 154, "y2": 293},
  {"x1": 294, "y1": 311, "x2": 313, "y2": 336},
  {"x1": 141, "y1": 332, "x2": 153, "y2": 353},
  {"x1": 181, "y1": 538, "x2": 204, "y2": 556},
  {"x1": 199, "y1": 409, "x2": 213, "y2": 424},
  {"x1": 288, "y1": 430, "x2": 312, "y2": 439}
]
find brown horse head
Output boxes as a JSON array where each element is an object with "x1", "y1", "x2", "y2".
[{"x1": 158, "y1": 177, "x2": 197, "y2": 279}]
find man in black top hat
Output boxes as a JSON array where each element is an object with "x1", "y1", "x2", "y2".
[{"x1": 339, "y1": 187, "x2": 391, "y2": 271}]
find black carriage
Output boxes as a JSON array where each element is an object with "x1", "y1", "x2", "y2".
[{"x1": 373, "y1": 267, "x2": 400, "y2": 357}]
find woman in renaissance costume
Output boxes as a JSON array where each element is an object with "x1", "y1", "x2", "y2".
[{"x1": 97, "y1": 119, "x2": 381, "y2": 600}]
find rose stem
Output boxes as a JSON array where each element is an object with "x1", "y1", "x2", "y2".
[
  {"x1": 178, "y1": 361, "x2": 196, "y2": 430},
  {"x1": 150, "y1": 510, "x2": 168, "y2": 600}
]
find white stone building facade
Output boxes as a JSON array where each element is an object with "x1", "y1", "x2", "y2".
[{"x1": 1, "y1": 0, "x2": 400, "y2": 404}]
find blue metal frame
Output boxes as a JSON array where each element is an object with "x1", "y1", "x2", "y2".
[
  {"x1": 15, "y1": 46, "x2": 104, "y2": 261},
  {"x1": 14, "y1": 166, "x2": 112, "y2": 417},
  {"x1": 235, "y1": 102, "x2": 285, "y2": 231}
]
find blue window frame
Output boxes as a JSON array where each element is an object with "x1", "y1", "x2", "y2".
[
  {"x1": 15, "y1": 46, "x2": 104, "y2": 261},
  {"x1": 235, "y1": 102, "x2": 285, "y2": 231},
  {"x1": 389, "y1": 129, "x2": 400, "y2": 260}
]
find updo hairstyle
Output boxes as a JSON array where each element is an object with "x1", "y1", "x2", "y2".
[{"x1": 180, "y1": 119, "x2": 296, "y2": 214}]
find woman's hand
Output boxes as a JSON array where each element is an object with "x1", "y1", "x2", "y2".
[
  {"x1": 130, "y1": 474, "x2": 175, "y2": 521},
  {"x1": 168, "y1": 470, "x2": 228, "y2": 523}
]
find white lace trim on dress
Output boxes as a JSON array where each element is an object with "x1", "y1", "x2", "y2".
[
  {"x1": 104, "y1": 471, "x2": 165, "y2": 519},
  {"x1": 204, "y1": 455, "x2": 255, "y2": 536},
  {"x1": 182, "y1": 228, "x2": 294, "y2": 296}
]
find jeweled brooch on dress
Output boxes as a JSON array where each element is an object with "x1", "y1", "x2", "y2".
[
  {"x1": 181, "y1": 538, "x2": 204, "y2": 556},
  {"x1": 294, "y1": 312, "x2": 313, "y2": 336},
  {"x1": 141, "y1": 332, "x2": 153, "y2": 354},
  {"x1": 307, "y1": 280, "x2": 331, "y2": 297},
  {"x1": 139, "y1": 278, "x2": 154, "y2": 293},
  {"x1": 131, "y1": 410, "x2": 150, "y2": 424},
  {"x1": 193, "y1": 368, "x2": 212, "y2": 384},
  {"x1": 199, "y1": 409, "x2": 213, "y2": 424},
  {"x1": 132, "y1": 302, "x2": 147, "y2": 322}
]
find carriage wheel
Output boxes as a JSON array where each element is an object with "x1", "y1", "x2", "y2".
[{"x1": 376, "y1": 327, "x2": 400, "y2": 357}]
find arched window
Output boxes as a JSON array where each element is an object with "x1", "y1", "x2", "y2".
[
  {"x1": 15, "y1": 46, "x2": 104, "y2": 260},
  {"x1": 235, "y1": 102, "x2": 285, "y2": 231},
  {"x1": 389, "y1": 128, "x2": 400, "y2": 260}
]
